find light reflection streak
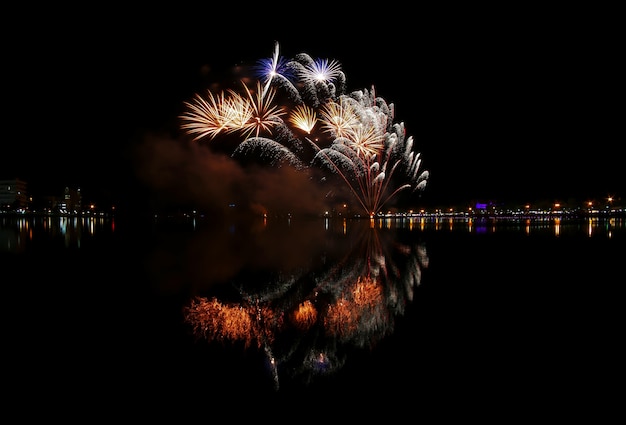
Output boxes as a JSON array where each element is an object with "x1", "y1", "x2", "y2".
[
  {"x1": 396, "y1": 216, "x2": 626, "y2": 237},
  {"x1": 554, "y1": 217, "x2": 561, "y2": 237},
  {"x1": 0, "y1": 216, "x2": 114, "y2": 252}
]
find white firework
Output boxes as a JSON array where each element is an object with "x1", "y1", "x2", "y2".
[{"x1": 180, "y1": 42, "x2": 429, "y2": 215}]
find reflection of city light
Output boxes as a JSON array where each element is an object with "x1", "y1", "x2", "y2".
[{"x1": 1, "y1": 215, "x2": 117, "y2": 253}]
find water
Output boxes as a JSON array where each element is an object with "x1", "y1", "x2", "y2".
[{"x1": 3, "y1": 214, "x2": 623, "y2": 420}]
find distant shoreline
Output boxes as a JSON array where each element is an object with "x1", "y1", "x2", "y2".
[{"x1": 1, "y1": 208, "x2": 624, "y2": 220}]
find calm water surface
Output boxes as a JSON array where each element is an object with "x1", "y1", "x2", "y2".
[{"x1": 3, "y1": 214, "x2": 623, "y2": 419}]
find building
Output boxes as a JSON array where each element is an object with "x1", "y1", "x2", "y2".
[
  {"x1": 59, "y1": 185, "x2": 83, "y2": 213},
  {"x1": 0, "y1": 178, "x2": 29, "y2": 211},
  {"x1": 38, "y1": 186, "x2": 83, "y2": 213}
]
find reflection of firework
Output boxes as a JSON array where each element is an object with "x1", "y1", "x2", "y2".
[
  {"x1": 180, "y1": 42, "x2": 429, "y2": 216},
  {"x1": 182, "y1": 221, "x2": 428, "y2": 390}
]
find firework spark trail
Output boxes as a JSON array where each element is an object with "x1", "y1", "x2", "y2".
[
  {"x1": 180, "y1": 42, "x2": 429, "y2": 215},
  {"x1": 239, "y1": 81, "x2": 286, "y2": 139},
  {"x1": 289, "y1": 104, "x2": 317, "y2": 134},
  {"x1": 232, "y1": 137, "x2": 305, "y2": 169},
  {"x1": 257, "y1": 41, "x2": 284, "y2": 97},
  {"x1": 309, "y1": 138, "x2": 373, "y2": 215}
]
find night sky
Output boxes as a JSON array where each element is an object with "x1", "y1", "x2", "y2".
[{"x1": 3, "y1": 8, "x2": 622, "y2": 212}]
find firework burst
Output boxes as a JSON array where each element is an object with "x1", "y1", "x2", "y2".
[{"x1": 180, "y1": 41, "x2": 429, "y2": 215}]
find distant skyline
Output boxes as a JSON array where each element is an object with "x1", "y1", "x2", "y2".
[{"x1": 2, "y1": 8, "x2": 622, "y2": 212}]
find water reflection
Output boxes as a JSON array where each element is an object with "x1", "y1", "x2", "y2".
[
  {"x1": 414, "y1": 215, "x2": 624, "y2": 238},
  {"x1": 2, "y1": 215, "x2": 621, "y2": 254},
  {"x1": 183, "y1": 218, "x2": 429, "y2": 390},
  {"x1": 0, "y1": 215, "x2": 115, "y2": 252},
  {"x1": 2, "y1": 213, "x2": 622, "y2": 408}
]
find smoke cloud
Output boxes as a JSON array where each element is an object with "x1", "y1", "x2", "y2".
[{"x1": 133, "y1": 131, "x2": 331, "y2": 217}]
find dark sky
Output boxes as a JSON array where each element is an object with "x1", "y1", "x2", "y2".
[{"x1": 2, "y1": 8, "x2": 623, "y2": 212}]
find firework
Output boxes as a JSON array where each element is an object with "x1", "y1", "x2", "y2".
[{"x1": 180, "y1": 42, "x2": 429, "y2": 216}]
